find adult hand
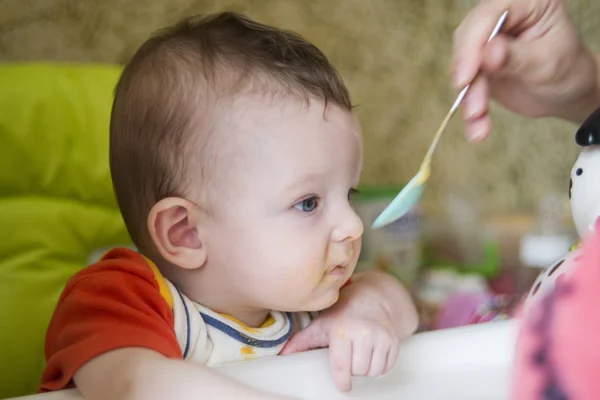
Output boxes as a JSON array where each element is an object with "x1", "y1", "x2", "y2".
[{"x1": 452, "y1": 0, "x2": 600, "y2": 141}]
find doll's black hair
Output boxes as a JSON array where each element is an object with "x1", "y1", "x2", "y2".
[{"x1": 575, "y1": 106, "x2": 600, "y2": 146}]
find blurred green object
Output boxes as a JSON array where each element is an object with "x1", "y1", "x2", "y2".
[
  {"x1": 422, "y1": 239, "x2": 501, "y2": 279},
  {"x1": 0, "y1": 63, "x2": 131, "y2": 398}
]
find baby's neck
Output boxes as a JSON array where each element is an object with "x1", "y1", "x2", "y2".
[
  {"x1": 169, "y1": 266, "x2": 272, "y2": 328},
  {"x1": 196, "y1": 296, "x2": 272, "y2": 328},
  {"x1": 218, "y1": 309, "x2": 272, "y2": 329}
]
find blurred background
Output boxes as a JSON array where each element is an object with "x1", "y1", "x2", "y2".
[
  {"x1": 1, "y1": 1, "x2": 600, "y2": 397},
  {"x1": 3, "y1": 0, "x2": 600, "y2": 215}
]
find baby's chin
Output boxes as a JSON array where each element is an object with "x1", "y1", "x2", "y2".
[
  {"x1": 297, "y1": 287, "x2": 341, "y2": 312},
  {"x1": 276, "y1": 274, "x2": 353, "y2": 312}
]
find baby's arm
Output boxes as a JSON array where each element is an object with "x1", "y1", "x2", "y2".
[
  {"x1": 74, "y1": 348, "x2": 290, "y2": 400},
  {"x1": 347, "y1": 270, "x2": 419, "y2": 337},
  {"x1": 282, "y1": 270, "x2": 418, "y2": 391},
  {"x1": 40, "y1": 252, "x2": 293, "y2": 400}
]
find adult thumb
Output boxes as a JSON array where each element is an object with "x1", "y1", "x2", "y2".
[
  {"x1": 279, "y1": 321, "x2": 328, "y2": 355},
  {"x1": 482, "y1": 36, "x2": 538, "y2": 79}
]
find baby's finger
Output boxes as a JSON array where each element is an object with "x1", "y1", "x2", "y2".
[
  {"x1": 351, "y1": 342, "x2": 373, "y2": 377},
  {"x1": 279, "y1": 321, "x2": 326, "y2": 355},
  {"x1": 329, "y1": 337, "x2": 353, "y2": 392},
  {"x1": 384, "y1": 340, "x2": 400, "y2": 374},
  {"x1": 367, "y1": 345, "x2": 389, "y2": 377}
]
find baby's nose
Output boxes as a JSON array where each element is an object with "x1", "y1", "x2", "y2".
[{"x1": 332, "y1": 207, "x2": 364, "y2": 243}]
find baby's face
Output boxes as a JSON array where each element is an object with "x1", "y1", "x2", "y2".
[{"x1": 200, "y1": 96, "x2": 364, "y2": 317}]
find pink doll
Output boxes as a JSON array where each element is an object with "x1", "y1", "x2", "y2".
[{"x1": 512, "y1": 221, "x2": 600, "y2": 399}]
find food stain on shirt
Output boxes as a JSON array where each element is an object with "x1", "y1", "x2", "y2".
[{"x1": 240, "y1": 346, "x2": 255, "y2": 359}]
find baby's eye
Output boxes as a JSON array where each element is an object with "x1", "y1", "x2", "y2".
[{"x1": 294, "y1": 196, "x2": 320, "y2": 212}]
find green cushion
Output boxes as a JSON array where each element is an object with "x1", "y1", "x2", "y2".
[{"x1": 0, "y1": 63, "x2": 131, "y2": 398}]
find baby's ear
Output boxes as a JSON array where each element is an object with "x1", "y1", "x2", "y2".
[{"x1": 147, "y1": 197, "x2": 206, "y2": 270}]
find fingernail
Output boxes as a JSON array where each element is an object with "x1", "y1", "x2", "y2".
[
  {"x1": 468, "y1": 126, "x2": 486, "y2": 142},
  {"x1": 453, "y1": 63, "x2": 468, "y2": 87},
  {"x1": 463, "y1": 101, "x2": 476, "y2": 120}
]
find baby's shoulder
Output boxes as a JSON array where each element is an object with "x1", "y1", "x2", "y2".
[{"x1": 63, "y1": 247, "x2": 166, "y2": 298}]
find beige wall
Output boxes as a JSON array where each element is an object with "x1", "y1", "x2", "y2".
[{"x1": 2, "y1": 0, "x2": 599, "y2": 216}]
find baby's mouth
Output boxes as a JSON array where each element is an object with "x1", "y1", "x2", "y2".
[{"x1": 326, "y1": 249, "x2": 355, "y2": 276}]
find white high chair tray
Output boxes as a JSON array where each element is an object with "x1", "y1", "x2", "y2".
[{"x1": 13, "y1": 320, "x2": 518, "y2": 400}]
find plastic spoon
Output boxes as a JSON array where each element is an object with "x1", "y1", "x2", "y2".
[{"x1": 371, "y1": 10, "x2": 509, "y2": 229}]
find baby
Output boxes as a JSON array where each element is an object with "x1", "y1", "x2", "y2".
[{"x1": 39, "y1": 12, "x2": 417, "y2": 400}]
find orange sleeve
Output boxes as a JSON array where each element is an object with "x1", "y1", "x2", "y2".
[{"x1": 39, "y1": 248, "x2": 182, "y2": 392}]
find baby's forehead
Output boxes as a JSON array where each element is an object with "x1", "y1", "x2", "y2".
[
  {"x1": 188, "y1": 90, "x2": 359, "y2": 176},
  {"x1": 187, "y1": 104, "x2": 361, "y2": 215},
  {"x1": 221, "y1": 92, "x2": 359, "y2": 136},
  {"x1": 221, "y1": 95, "x2": 358, "y2": 162}
]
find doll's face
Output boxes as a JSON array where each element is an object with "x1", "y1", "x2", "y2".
[{"x1": 569, "y1": 146, "x2": 600, "y2": 238}]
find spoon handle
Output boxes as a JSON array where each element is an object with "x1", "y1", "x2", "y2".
[{"x1": 421, "y1": 10, "x2": 509, "y2": 169}]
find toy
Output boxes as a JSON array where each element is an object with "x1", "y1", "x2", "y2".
[
  {"x1": 523, "y1": 107, "x2": 600, "y2": 312},
  {"x1": 512, "y1": 107, "x2": 600, "y2": 399},
  {"x1": 513, "y1": 214, "x2": 600, "y2": 400}
]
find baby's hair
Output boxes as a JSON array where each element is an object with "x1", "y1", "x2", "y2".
[{"x1": 109, "y1": 12, "x2": 353, "y2": 254}]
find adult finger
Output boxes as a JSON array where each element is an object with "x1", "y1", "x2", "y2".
[
  {"x1": 489, "y1": 37, "x2": 545, "y2": 79},
  {"x1": 466, "y1": 114, "x2": 492, "y2": 142},
  {"x1": 480, "y1": 36, "x2": 509, "y2": 74},
  {"x1": 461, "y1": 74, "x2": 489, "y2": 122},
  {"x1": 460, "y1": 74, "x2": 492, "y2": 141},
  {"x1": 452, "y1": 0, "x2": 538, "y2": 88}
]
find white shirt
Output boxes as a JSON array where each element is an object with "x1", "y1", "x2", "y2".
[{"x1": 165, "y1": 280, "x2": 313, "y2": 365}]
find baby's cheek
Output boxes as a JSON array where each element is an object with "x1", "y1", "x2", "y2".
[
  {"x1": 306, "y1": 263, "x2": 325, "y2": 287},
  {"x1": 352, "y1": 240, "x2": 362, "y2": 264},
  {"x1": 276, "y1": 262, "x2": 322, "y2": 298}
]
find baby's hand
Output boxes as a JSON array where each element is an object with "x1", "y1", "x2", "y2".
[
  {"x1": 324, "y1": 312, "x2": 399, "y2": 391},
  {"x1": 281, "y1": 274, "x2": 410, "y2": 392}
]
